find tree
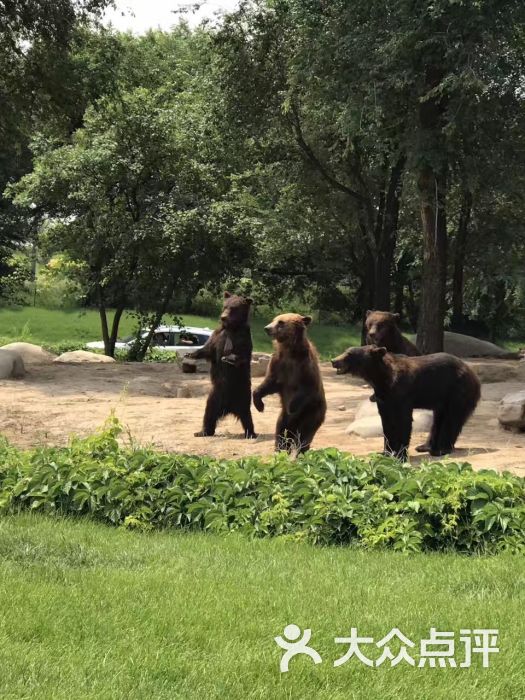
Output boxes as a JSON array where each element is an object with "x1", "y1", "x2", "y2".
[
  {"x1": 215, "y1": 0, "x2": 525, "y2": 350},
  {"x1": 0, "y1": 0, "x2": 111, "y2": 300},
  {"x1": 10, "y1": 28, "x2": 253, "y2": 357}
]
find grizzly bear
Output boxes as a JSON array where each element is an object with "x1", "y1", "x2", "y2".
[
  {"x1": 331, "y1": 345, "x2": 480, "y2": 461},
  {"x1": 365, "y1": 310, "x2": 420, "y2": 356},
  {"x1": 189, "y1": 291, "x2": 256, "y2": 438},
  {"x1": 253, "y1": 313, "x2": 326, "y2": 453}
]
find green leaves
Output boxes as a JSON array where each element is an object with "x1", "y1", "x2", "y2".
[{"x1": 1, "y1": 418, "x2": 525, "y2": 553}]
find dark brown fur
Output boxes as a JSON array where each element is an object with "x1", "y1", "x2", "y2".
[
  {"x1": 366, "y1": 310, "x2": 420, "y2": 356},
  {"x1": 253, "y1": 313, "x2": 326, "y2": 453},
  {"x1": 332, "y1": 345, "x2": 480, "y2": 461},
  {"x1": 190, "y1": 291, "x2": 256, "y2": 438}
]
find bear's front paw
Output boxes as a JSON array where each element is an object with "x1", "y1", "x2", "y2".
[{"x1": 253, "y1": 392, "x2": 265, "y2": 413}]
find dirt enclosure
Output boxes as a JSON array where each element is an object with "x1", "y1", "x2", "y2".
[{"x1": 1, "y1": 360, "x2": 525, "y2": 475}]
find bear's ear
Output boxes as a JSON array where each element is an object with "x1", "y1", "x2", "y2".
[
  {"x1": 373, "y1": 346, "x2": 387, "y2": 357},
  {"x1": 366, "y1": 309, "x2": 372, "y2": 317},
  {"x1": 302, "y1": 315, "x2": 312, "y2": 326},
  {"x1": 245, "y1": 297, "x2": 253, "y2": 305},
  {"x1": 223, "y1": 291, "x2": 232, "y2": 299},
  {"x1": 393, "y1": 313, "x2": 401, "y2": 321}
]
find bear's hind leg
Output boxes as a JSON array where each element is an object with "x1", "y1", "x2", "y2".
[
  {"x1": 379, "y1": 403, "x2": 412, "y2": 462},
  {"x1": 416, "y1": 408, "x2": 444, "y2": 453},
  {"x1": 275, "y1": 410, "x2": 293, "y2": 452},
  {"x1": 432, "y1": 401, "x2": 470, "y2": 456},
  {"x1": 195, "y1": 389, "x2": 221, "y2": 437},
  {"x1": 239, "y1": 409, "x2": 257, "y2": 439}
]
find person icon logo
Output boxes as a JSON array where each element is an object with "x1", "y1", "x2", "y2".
[{"x1": 274, "y1": 624, "x2": 322, "y2": 673}]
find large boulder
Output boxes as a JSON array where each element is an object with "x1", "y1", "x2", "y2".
[
  {"x1": 346, "y1": 399, "x2": 433, "y2": 438},
  {"x1": 0, "y1": 342, "x2": 55, "y2": 365},
  {"x1": 54, "y1": 350, "x2": 115, "y2": 364},
  {"x1": 498, "y1": 391, "x2": 525, "y2": 433},
  {"x1": 443, "y1": 332, "x2": 517, "y2": 358},
  {"x1": 0, "y1": 348, "x2": 25, "y2": 379}
]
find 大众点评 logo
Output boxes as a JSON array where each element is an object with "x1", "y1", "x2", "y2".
[{"x1": 274, "y1": 625, "x2": 499, "y2": 673}]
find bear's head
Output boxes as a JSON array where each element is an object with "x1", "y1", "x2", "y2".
[
  {"x1": 264, "y1": 313, "x2": 312, "y2": 345},
  {"x1": 220, "y1": 291, "x2": 253, "y2": 330},
  {"x1": 331, "y1": 345, "x2": 387, "y2": 377},
  {"x1": 365, "y1": 310, "x2": 401, "y2": 346}
]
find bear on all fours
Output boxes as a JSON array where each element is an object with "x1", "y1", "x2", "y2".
[
  {"x1": 189, "y1": 291, "x2": 256, "y2": 439},
  {"x1": 331, "y1": 345, "x2": 480, "y2": 461}
]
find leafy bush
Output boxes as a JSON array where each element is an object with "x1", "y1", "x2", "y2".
[{"x1": 1, "y1": 417, "x2": 524, "y2": 554}]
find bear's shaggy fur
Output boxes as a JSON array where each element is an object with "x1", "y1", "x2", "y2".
[
  {"x1": 253, "y1": 313, "x2": 326, "y2": 453},
  {"x1": 190, "y1": 291, "x2": 256, "y2": 438},
  {"x1": 331, "y1": 345, "x2": 480, "y2": 460},
  {"x1": 365, "y1": 310, "x2": 420, "y2": 356}
]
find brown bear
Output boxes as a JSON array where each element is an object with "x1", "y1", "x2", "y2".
[
  {"x1": 331, "y1": 345, "x2": 480, "y2": 461},
  {"x1": 189, "y1": 291, "x2": 256, "y2": 438},
  {"x1": 365, "y1": 310, "x2": 420, "y2": 356},
  {"x1": 253, "y1": 313, "x2": 326, "y2": 453}
]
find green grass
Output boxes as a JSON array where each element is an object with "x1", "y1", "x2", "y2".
[
  {"x1": 0, "y1": 514, "x2": 523, "y2": 699},
  {"x1": 0, "y1": 306, "x2": 361, "y2": 359}
]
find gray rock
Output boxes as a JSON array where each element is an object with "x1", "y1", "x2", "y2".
[
  {"x1": 498, "y1": 391, "x2": 525, "y2": 432},
  {"x1": 182, "y1": 358, "x2": 209, "y2": 374},
  {"x1": 251, "y1": 354, "x2": 271, "y2": 377},
  {"x1": 0, "y1": 342, "x2": 55, "y2": 365},
  {"x1": 346, "y1": 399, "x2": 433, "y2": 438},
  {"x1": 54, "y1": 350, "x2": 115, "y2": 363},
  {"x1": 0, "y1": 348, "x2": 25, "y2": 379},
  {"x1": 443, "y1": 332, "x2": 517, "y2": 358}
]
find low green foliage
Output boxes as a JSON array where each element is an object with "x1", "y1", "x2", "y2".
[{"x1": 1, "y1": 418, "x2": 524, "y2": 554}]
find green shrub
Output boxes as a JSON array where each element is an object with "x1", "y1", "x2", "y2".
[{"x1": 1, "y1": 417, "x2": 524, "y2": 554}]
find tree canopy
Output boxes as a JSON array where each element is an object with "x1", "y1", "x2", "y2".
[{"x1": 3, "y1": 1, "x2": 525, "y2": 354}]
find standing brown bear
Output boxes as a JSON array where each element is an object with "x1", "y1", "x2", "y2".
[
  {"x1": 189, "y1": 291, "x2": 256, "y2": 438},
  {"x1": 365, "y1": 310, "x2": 420, "y2": 356},
  {"x1": 253, "y1": 313, "x2": 326, "y2": 453},
  {"x1": 331, "y1": 345, "x2": 480, "y2": 461}
]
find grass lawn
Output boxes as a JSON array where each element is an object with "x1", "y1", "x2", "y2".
[
  {"x1": 0, "y1": 515, "x2": 523, "y2": 699},
  {"x1": 0, "y1": 306, "x2": 362, "y2": 359}
]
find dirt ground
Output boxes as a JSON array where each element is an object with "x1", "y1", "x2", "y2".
[{"x1": 1, "y1": 360, "x2": 525, "y2": 475}]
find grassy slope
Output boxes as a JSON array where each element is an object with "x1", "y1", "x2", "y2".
[
  {"x1": 0, "y1": 515, "x2": 523, "y2": 700},
  {"x1": 0, "y1": 306, "x2": 362, "y2": 359}
]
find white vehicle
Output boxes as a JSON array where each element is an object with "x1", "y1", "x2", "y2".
[{"x1": 85, "y1": 325, "x2": 213, "y2": 357}]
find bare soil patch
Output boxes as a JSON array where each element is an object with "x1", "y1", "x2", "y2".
[{"x1": 1, "y1": 360, "x2": 524, "y2": 475}]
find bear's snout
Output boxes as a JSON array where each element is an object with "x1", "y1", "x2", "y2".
[
  {"x1": 264, "y1": 324, "x2": 274, "y2": 336},
  {"x1": 331, "y1": 356, "x2": 347, "y2": 374}
]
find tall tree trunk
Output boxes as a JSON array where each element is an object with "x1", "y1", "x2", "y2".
[
  {"x1": 451, "y1": 189, "x2": 472, "y2": 325},
  {"x1": 416, "y1": 165, "x2": 448, "y2": 353},
  {"x1": 373, "y1": 155, "x2": 406, "y2": 309},
  {"x1": 108, "y1": 306, "x2": 125, "y2": 357}
]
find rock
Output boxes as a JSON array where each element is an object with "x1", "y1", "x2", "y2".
[
  {"x1": 54, "y1": 350, "x2": 115, "y2": 364},
  {"x1": 182, "y1": 358, "x2": 209, "y2": 374},
  {"x1": 0, "y1": 342, "x2": 56, "y2": 365},
  {"x1": 469, "y1": 361, "x2": 519, "y2": 384},
  {"x1": 498, "y1": 391, "x2": 525, "y2": 432},
  {"x1": 251, "y1": 353, "x2": 271, "y2": 377},
  {"x1": 0, "y1": 349, "x2": 25, "y2": 379},
  {"x1": 443, "y1": 332, "x2": 517, "y2": 358},
  {"x1": 338, "y1": 404, "x2": 346, "y2": 411},
  {"x1": 177, "y1": 385, "x2": 192, "y2": 399},
  {"x1": 346, "y1": 399, "x2": 433, "y2": 438},
  {"x1": 481, "y1": 381, "x2": 525, "y2": 402}
]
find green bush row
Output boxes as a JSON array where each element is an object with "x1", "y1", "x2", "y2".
[{"x1": 1, "y1": 416, "x2": 524, "y2": 553}]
